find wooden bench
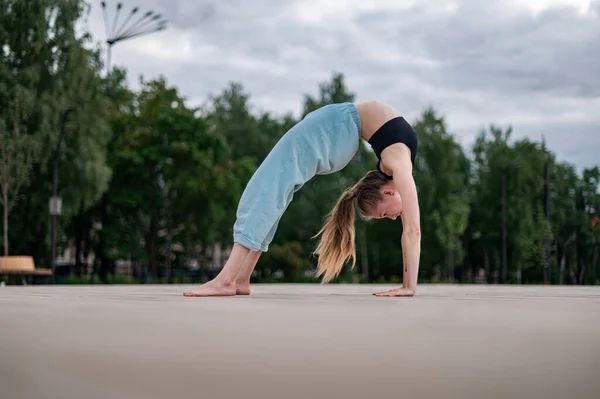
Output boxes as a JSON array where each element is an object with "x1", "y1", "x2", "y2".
[{"x1": 0, "y1": 256, "x2": 53, "y2": 285}]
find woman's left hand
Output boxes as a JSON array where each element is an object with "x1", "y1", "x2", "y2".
[{"x1": 373, "y1": 286, "x2": 415, "y2": 297}]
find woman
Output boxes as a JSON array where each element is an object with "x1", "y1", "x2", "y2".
[{"x1": 184, "y1": 101, "x2": 421, "y2": 297}]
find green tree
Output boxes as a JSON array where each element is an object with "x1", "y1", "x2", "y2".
[
  {"x1": 64, "y1": 67, "x2": 131, "y2": 278},
  {"x1": 0, "y1": 0, "x2": 112, "y2": 265},
  {"x1": 467, "y1": 126, "x2": 576, "y2": 284},
  {"x1": 410, "y1": 108, "x2": 471, "y2": 282},
  {"x1": 546, "y1": 163, "x2": 599, "y2": 285},
  {"x1": 572, "y1": 167, "x2": 600, "y2": 284},
  {"x1": 468, "y1": 125, "x2": 522, "y2": 283},
  {"x1": 106, "y1": 77, "x2": 255, "y2": 282},
  {"x1": 0, "y1": 87, "x2": 40, "y2": 255},
  {"x1": 549, "y1": 162, "x2": 579, "y2": 284}
]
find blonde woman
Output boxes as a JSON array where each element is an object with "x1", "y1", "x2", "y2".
[{"x1": 184, "y1": 101, "x2": 420, "y2": 297}]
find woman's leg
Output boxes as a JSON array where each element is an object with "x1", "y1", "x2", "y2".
[
  {"x1": 234, "y1": 250, "x2": 262, "y2": 295},
  {"x1": 184, "y1": 144, "x2": 296, "y2": 297},
  {"x1": 184, "y1": 104, "x2": 336, "y2": 297},
  {"x1": 234, "y1": 211, "x2": 286, "y2": 294}
]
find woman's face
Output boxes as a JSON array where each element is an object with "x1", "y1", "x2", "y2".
[{"x1": 371, "y1": 185, "x2": 403, "y2": 220}]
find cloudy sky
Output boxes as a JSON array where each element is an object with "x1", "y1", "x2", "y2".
[{"x1": 83, "y1": 0, "x2": 599, "y2": 172}]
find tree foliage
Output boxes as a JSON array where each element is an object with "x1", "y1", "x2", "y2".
[{"x1": 0, "y1": 0, "x2": 111, "y2": 262}]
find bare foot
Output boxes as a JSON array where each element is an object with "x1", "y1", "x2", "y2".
[
  {"x1": 235, "y1": 282, "x2": 251, "y2": 295},
  {"x1": 183, "y1": 279, "x2": 236, "y2": 297},
  {"x1": 373, "y1": 286, "x2": 415, "y2": 297}
]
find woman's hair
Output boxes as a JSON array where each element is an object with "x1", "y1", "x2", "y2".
[{"x1": 313, "y1": 170, "x2": 391, "y2": 283}]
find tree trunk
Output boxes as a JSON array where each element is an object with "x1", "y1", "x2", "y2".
[
  {"x1": 501, "y1": 171, "x2": 507, "y2": 284},
  {"x1": 82, "y1": 209, "x2": 92, "y2": 278},
  {"x1": 97, "y1": 192, "x2": 110, "y2": 281},
  {"x1": 494, "y1": 251, "x2": 501, "y2": 284},
  {"x1": 578, "y1": 237, "x2": 586, "y2": 284},
  {"x1": 74, "y1": 208, "x2": 84, "y2": 277},
  {"x1": 446, "y1": 249, "x2": 451, "y2": 283},
  {"x1": 2, "y1": 198, "x2": 8, "y2": 256},
  {"x1": 590, "y1": 246, "x2": 598, "y2": 285},
  {"x1": 574, "y1": 234, "x2": 579, "y2": 284},
  {"x1": 131, "y1": 236, "x2": 139, "y2": 283},
  {"x1": 594, "y1": 246, "x2": 599, "y2": 284},
  {"x1": 166, "y1": 214, "x2": 172, "y2": 284},
  {"x1": 579, "y1": 263, "x2": 586, "y2": 285},
  {"x1": 559, "y1": 252, "x2": 566, "y2": 285},
  {"x1": 484, "y1": 250, "x2": 490, "y2": 284},
  {"x1": 560, "y1": 234, "x2": 575, "y2": 285},
  {"x1": 146, "y1": 213, "x2": 159, "y2": 282},
  {"x1": 449, "y1": 237, "x2": 455, "y2": 283},
  {"x1": 74, "y1": 232, "x2": 82, "y2": 277}
]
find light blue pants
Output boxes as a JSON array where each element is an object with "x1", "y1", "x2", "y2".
[{"x1": 233, "y1": 102, "x2": 362, "y2": 252}]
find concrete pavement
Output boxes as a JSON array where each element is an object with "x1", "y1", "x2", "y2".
[{"x1": 1, "y1": 284, "x2": 599, "y2": 399}]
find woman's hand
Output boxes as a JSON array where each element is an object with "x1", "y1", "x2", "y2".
[{"x1": 373, "y1": 286, "x2": 416, "y2": 297}]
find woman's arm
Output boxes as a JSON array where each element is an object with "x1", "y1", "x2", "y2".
[{"x1": 374, "y1": 146, "x2": 421, "y2": 296}]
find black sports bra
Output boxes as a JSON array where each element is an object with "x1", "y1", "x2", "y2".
[{"x1": 367, "y1": 116, "x2": 418, "y2": 180}]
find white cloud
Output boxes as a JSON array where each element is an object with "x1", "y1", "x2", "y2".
[
  {"x1": 291, "y1": 0, "x2": 420, "y2": 23},
  {"x1": 120, "y1": 30, "x2": 200, "y2": 64},
  {"x1": 510, "y1": 0, "x2": 593, "y2": 15}
]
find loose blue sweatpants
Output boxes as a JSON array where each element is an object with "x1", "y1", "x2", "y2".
[{"x1": 233, "y1": 102, "x2": 362, "y2": 252}]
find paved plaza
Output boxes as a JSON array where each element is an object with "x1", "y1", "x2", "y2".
[{"x1": 1, "y1": 284, "x2": 599, "y2": 399}]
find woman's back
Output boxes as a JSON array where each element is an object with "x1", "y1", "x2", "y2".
[{"x1": 354, "y1": 101, "x2": 402, "y2": 141}]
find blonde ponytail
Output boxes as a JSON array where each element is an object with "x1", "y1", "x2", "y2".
[
  {"x1": 313, "y1": 170, "x2": 392, "y2": 283},
  {"x1": 313, "y1": 186, "x2": 358, "y2": 283}
]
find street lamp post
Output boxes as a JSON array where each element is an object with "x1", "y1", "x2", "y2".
[
  {"x1": 50, "y1": 107, "x2": 74, "y2": 284},
  {"x1": 101, "y1": 1, "x2": 167, "y2": 93},
  {"x1": 97, "y1": 2, "x2": 167, "y2": 281}
]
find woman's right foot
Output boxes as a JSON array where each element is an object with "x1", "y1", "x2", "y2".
[{"x1": 183, "y1": 279, "x2": 236, "y2": 297}]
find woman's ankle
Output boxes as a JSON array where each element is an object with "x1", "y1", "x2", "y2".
[{"x1": 213, "y1": 274, "x2": 237, "y2": 286}]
